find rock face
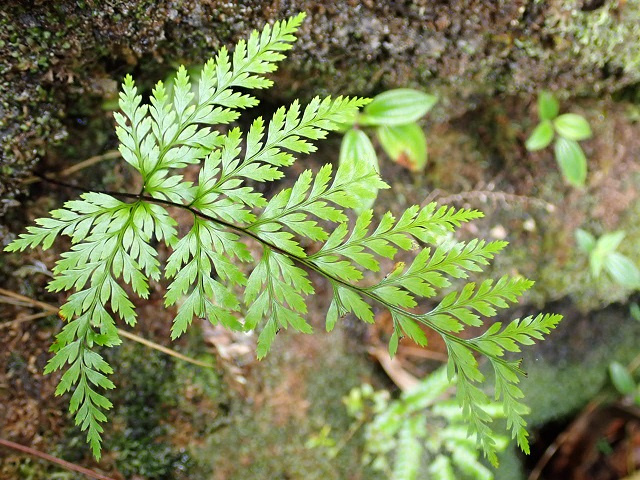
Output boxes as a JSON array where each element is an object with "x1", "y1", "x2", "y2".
[{"x1": 1, "y1": 0, "x2": 640, "y2": 211}]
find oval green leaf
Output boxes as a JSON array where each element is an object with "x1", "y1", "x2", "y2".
[
  {"x1": 596, "y1": 230, "x2": 625, "y2": 255},
  {"x1": 525, "y1": 120, "x2": 554, "y2": 151},
  {"x1": 604, "y1": 252, "x2": 640, "y2": 289},
  {"x1": 553, "y1": 113, "x2": 592, "y2": 141},
  {"x1": 339, "y1": 128, "x2": 380, "y2": 210},
  {"x1": 538, "y1": 91, "x2": 559, "y2": 121},
  {"x1": 340, "y1": 128, "x2": 379, "y2": 172},
  {"x1": 554, "y1": 137, "x2": 587, "y2": 187},
  {"x1": 360, "y1": 88, "x2": 437, "y2": 126},
  {"x1": 575, "y1": 228, "x2": 596, "y2": 253},
  {"x1": 589, "y1": 249, "x2": 605, "y2": 278},
  {"x1": 609, "y1": 361, "x2": 635, "y2": 395},
  {"x1": 377, "y1": 123, "x2": 428, "y2": 171}
]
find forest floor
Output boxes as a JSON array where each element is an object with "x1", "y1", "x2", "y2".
[{"x1": 2, "y1": 93, "x2": 640, "y2": 479}]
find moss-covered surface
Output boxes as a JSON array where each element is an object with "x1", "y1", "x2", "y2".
[
  {"x1": 3, "y1": 0, "x2": 640, "y2": 214},
  {"x1": 0, "y1": 315, "x2": 226, "y2": 479},
  {"x1": 194, "y1": 326, "x2": 381, "y2": 480}
]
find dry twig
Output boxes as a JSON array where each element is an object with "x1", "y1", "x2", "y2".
[
  {"x1": 22, "y1": 151, "x2": 121, "y2": 186},
  {"x1": 0, "y1": 438, "x2": 116, "y2": 480},
  {"x1": 0, "y1": 287, "x2": 214, "y2": 369}
]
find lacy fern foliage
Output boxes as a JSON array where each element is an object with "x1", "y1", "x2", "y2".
[
  {"x1": 6, "y1": 13, "x2": 560, "y2": 462},
  {"x1": 354, "y1": 367, "x2": 509, "y2": 480}
]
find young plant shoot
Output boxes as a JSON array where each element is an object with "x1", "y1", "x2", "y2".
[{"x1": 526, "y1": 91, "x2": 592, "y2": 187}]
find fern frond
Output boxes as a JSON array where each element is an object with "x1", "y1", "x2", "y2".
[
  {"x1": 18, "y1": 193, "x2": 175, "y2": 458},
  {"x1": 366, "y1": 240, "x2": 509, "y2": 307},
  {"x1": 471, "y1": 313, "x2": 563, "y2": 356},
  {"x1": 164, "y1": 217, "x2": 248, "y2": 338},
  {"x1": 471, "y1": 313, "x2": 563, "y2": 452},
  {"x1": 428, "y1": 276, "x2": 534, "y2": 332},
  {"x1": 4, "y1": 13, "x2": 560, "y2": 462},
  {"x1": 191, "y1": 96, "x2": 372, "y2": 227},
  {"x1": 116, "y1": 13, "x2": 307, "y2": 201},
  {"x1": 303, "y1": 202, "x2": 555, "y2": 465},
  {"x1": 312, "y1": 205, "x2": 483, "y2": 279},
  {"x1": 172, "y1": 96, "x2": 373, "y2": 335}
]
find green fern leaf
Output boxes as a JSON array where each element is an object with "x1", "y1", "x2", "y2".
[
  {"x1": 471, "y1": 313, "x2": 563, "y2": 452},
  {"x1": 4, "y1": 13, "x2": 560, "y2": 462}
]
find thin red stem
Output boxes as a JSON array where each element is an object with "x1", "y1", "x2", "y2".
[{"x1": 0, "y1": 438, "x2": 116, "y2": 480}]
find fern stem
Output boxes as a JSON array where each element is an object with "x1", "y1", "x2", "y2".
[{"x1": 0, "y1": 438, "x2": 116, "y2": 480}]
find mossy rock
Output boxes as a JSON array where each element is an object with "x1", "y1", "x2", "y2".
[{"x1": 3, "y1": 0, "x2": 640, "y2": 218}]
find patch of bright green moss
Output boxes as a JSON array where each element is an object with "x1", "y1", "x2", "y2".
[{"x1": 546, "y1": 0, "x2": 640, "y2": 81}]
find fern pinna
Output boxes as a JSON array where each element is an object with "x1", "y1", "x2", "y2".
[{"x1": 5, "y1": 13, "x2": 561, "y2": 463}]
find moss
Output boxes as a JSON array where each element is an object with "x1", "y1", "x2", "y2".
[
  {"x1": 62, "y1": 338, "x2": 225, "y2": 479},
  {"x1": 546, "y1": 0, "x2": 640, "y2": 84},
  {"x1": 4, "y1": 0, "x2": 640, "y2": 216},
  {"x1": 65, "y1": 343, "x2": 191, "y2": 479},
  {"x1": 196, "y1": 329, "x2": 381, "y2": 479},
  {"x1": 0, "y1": 458, "x2": 65, "y2": 480},
  {"x1": 509, "y1": 173, "x2": 640, "y2": 310}
]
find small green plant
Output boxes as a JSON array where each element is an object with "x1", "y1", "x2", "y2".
[
  {"x1": 608, "y1": 361, "x2": 640, "y2": 406},
  {"x1": 319, "y1": 367, "x2": 508, "y2": 479},
  {"x1": 338, "y1": 88, "x2": 435, "y2": 209},
  {"x1": 576, "y1": 229, "x2": 640, "y2": 289},
  {"x1": 526, "y1": 91, "x2": 592, "y2": 187},
  {"x1": 5, "y1": 14, "x2": 560, "y2": 462}
]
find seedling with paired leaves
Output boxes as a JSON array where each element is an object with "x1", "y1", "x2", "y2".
[
  {"x1": 6, "y1": 13, "x2": 560, "y2": 463},
  {"x1": 526, "y1": 91, "x2": 593, "y2": 187},
  {"x1": 339, "y1": 89, "x2": 435, "y2": 209},
  {"x1": 576, "y1": 229, "x2": 640, "y2": 289}
]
